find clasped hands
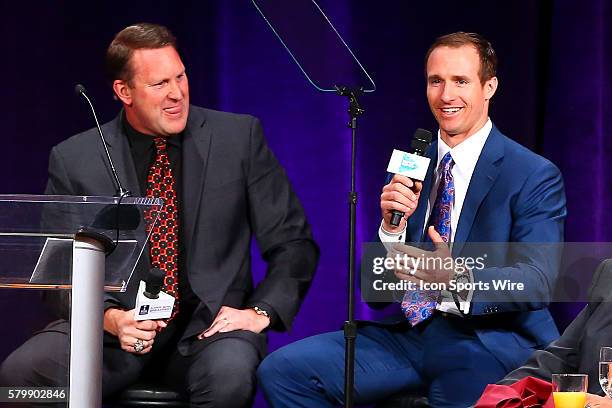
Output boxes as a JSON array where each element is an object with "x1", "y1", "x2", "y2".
[{"x1": 104, "y1": 305, "x2": 270, "y2": 355}]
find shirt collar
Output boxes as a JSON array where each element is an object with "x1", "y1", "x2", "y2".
[
  {"x1": 123, "y1": 112, "x2": 182, "y2": 150},
  {"x1": 436, "y1": 118, "x2": 492, "y2": 173}
]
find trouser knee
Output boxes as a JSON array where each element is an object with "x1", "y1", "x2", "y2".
[
  {"x1": 0, "y1": 347, "x2": 66, "y2": 387},
  {"x1": 189, "y1": 373, "x2": 255, "y2": 408},
  {"x1": 257, "y1": 350, "x2": 285, "y2": 391}
]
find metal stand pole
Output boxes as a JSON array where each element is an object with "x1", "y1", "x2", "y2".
[
  {"x1": 336, "y1": 86, "x2": 364, "y2": 408},
  {"x1": 69, "y1": 235, "x2": 105, "y2": 408}
]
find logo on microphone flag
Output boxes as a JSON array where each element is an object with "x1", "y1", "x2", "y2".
[
  {"x1": 387, "y1": 149, "x2": 430, "y2": 181},
  {"x1": 399, "y1": 153, "x2": 418, "y2": 171}
]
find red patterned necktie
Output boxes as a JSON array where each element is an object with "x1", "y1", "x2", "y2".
[{"x1": 146, "y1": 137, "x2": 179, "y2": 320}]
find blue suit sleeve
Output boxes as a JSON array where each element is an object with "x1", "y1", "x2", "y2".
[{"x1": 470, "y1": 160, "x2": 566, "y2": 314}]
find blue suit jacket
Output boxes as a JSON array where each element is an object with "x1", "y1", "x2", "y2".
[{"x1": 388, "y1": 125, "x2": 567, "y2": 372}]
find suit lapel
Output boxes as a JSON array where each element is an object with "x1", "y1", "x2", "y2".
[
  {"x1": 99, "y1": 112, "x2": 141, "y2": 196},
  {"x1": 181, "y1": 107, "x2": 211, "y2": 245},
  {"x1": 407, "y1": 142, "x2": 437, "y2": 243},
  {"x1": 452, "y1": 126, "x2": 504, "y2": 256},
  {"x1": 102, "y1": 108, "x2": 210, "y2": 241}
]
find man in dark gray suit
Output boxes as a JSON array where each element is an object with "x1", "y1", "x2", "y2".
[
  {"x1": 0, "y1": 23, "x2": 318, "y2": 407},
  {"x1": 495, "y1": 259, "x2": 612, "y2": 407}
]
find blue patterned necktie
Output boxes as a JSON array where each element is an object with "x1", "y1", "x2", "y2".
[{"x1": 401, "y1": 152, "x2": 455, "y2": 326}]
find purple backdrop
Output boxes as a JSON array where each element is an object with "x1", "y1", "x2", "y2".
[{"x1": 1, "y1": 1, "x2": 611, "y2": 406}]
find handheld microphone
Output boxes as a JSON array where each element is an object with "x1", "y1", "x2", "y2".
[
  {"x1": 74, "y1": 84, "x2": 130, "y2": 197},
  {"x1": 144, "y1": 268, "x2": 165, "y2": 299},
  {"x1": 387, "y1": 128, "x2": 433, "y2": 226},
  {"x1": 134, "y1": 268, "x2": 175, "y2": 321}
]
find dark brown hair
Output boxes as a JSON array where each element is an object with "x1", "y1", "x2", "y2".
[
  {"x1": 106, "y1": 23, "x2": 177, "y2": 82},
  {"x1": 425, "y1": 32, "x2": 497, "y2": 83}
]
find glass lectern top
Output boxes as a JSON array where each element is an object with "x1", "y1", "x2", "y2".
[{"x1": 0, "y1": 195, "x2": 162, "y2": 291}]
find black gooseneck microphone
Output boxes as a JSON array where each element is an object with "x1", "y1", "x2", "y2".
[
  {"x1": 75, "y1": 84, "x2": 130, "y2": 197},
  {"x1": 389, "y1": 128, "x2": 433, "y2": 226}
]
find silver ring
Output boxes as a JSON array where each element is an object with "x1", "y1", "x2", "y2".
[{"x1": 133, "y1": 339, "x2": 144, "y2": 353}]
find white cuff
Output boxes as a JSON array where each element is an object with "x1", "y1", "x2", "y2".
[
  {"x1": 378, "y1": 220, "x2": 406, "y2": 252},
  {"x1": 458, "y1": 268, "x2": 475, "y2": 314}
]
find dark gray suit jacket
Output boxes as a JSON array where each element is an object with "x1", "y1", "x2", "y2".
[
  {"x1": 45, "y1": 105, "x2": 319, "y2": 354},
  {"x1": 499, "y1": 259, "x2": 612, "y2": 395}
]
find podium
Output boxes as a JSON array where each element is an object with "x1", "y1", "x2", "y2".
[{"x1": 0, "y1": 194, "x2": 161, "y2": 408}]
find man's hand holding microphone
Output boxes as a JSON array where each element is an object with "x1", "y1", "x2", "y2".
[
  {"x1": 381, "y1": 175, "x2": 423, "y2": 232},
  {"x1": 104, "y1": 308, "x2": 166, "y2": 354},
  {"x1": 381, "y1": 128, "x2": 432, "y2": 233}
]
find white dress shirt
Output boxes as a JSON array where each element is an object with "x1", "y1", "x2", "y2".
[{"x1": 379, "y1": 119, "x2": 492, "y2": 315}]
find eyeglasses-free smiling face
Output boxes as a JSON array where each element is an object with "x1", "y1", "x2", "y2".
[
  {"x1": 426, "y1": 45, "x2": 497, "y2": 147},
  {"x1": 114, "y1": 45, "x2": 189, "y2": 137}
]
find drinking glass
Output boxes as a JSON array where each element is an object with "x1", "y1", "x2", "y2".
[
  {"x1": 552, "y1": 373, "x2": 588, "y2": 408},
  {"x1": 600, "y1": 346, "x2": 612, "y2": 398}
]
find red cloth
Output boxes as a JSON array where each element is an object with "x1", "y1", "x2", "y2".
[{"x1": 475, "y1": 376, "x2": 554, "y2": 408}]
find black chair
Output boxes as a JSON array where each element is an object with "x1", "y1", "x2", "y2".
[
  {"x1": 103, "y1": 381, "x2": 188, "y2": 408},
  {"x1": 104, "y1": 382, "x2": 429, "y2": 408}
]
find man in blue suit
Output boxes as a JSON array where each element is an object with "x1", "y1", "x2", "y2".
[{"x1": 257, "y1": 32, "x2": 567, "y2": 407}]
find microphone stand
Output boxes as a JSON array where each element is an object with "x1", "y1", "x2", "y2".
[
  {"x1": 75, "y1": 84, "x2": 131, "y2": 254},
  {"x1": 75, "y1": 84, "x2": 130, "y2": 198},
  {"x1": 335, "y1": 85, "x2": 364, "y2": 408}
]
